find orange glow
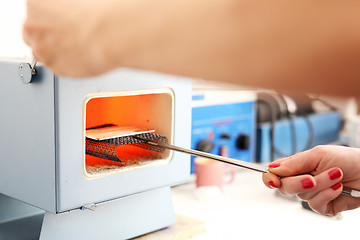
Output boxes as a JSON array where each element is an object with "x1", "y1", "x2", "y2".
[
  {"x1": 86, "y1": 95, "x2": 145, "y2": 129},
  {"x1": 84, "y1": 92, "x2": 172, "y2": 173},
  {"x1": 86, "y1": 154, "x2": 124, "y2": 167},
  {"x1": 115, "y1": 145, "x2": 160, "y2": 163},
  {"x1": 85, "y1": 145, "x2": 160, "y2": 167}
]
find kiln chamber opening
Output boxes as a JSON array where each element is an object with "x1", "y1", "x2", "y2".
[{"x1": 83, "y1": 89, "x2": 174, "y2": 177}]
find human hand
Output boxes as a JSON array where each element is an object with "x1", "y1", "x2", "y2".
[
  {"x1": 262, "y1": 145, "x2": 360, "y2": 215},
  {"x1": 23, "y1": 0, "x2": 116, "y2": 77}
]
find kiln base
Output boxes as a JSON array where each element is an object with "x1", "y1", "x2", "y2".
[{"x1": 0, "y1": 187, "x2": 175, "y2": 240}]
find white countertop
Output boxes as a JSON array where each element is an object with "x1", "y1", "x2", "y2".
[{"x1": 171, "y1": 170, "x2": 360, "y2": 240}]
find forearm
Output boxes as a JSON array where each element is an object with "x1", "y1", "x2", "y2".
[{"x1": 97, "y1": 0, "x2": 360, "y2": 96}]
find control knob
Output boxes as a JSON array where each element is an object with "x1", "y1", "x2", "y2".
[
  {"x1": 195, "y1": 139, "x2": 215, "y2": 153},
  {"x1": 236, "y1": 134, "x2": 250, "y2": 150}
]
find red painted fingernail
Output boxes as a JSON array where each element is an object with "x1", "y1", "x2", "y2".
[
  {"x1": 268, "y1": 162, "x2": 280, "y2": 168},
  {"x1": 301, "y1": 178, "x2": 315, "y2": 189},
  {"x1": 328, "y1": 168, "x2": 342, "y2": 180},
  {"x1": 331, "y1": 182, "x2": 342, "y2": 191},
  {"x1": 268, "y1": 181, "x2": 278, "y2": 189}
]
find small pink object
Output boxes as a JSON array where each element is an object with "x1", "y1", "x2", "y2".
[{"x1": 195, "y1": 157, "x2": 236, "y2": 191}]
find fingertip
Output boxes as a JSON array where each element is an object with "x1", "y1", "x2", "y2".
[
  {"x1": 328, "y1": 167, "x2": 343, "y2": 181},
  {"x1": 268, "y1": 162, "x2": 281, "y2": 169},
  {"x1": 267, "y1": 159, "x2": 291, "y2": 176},
  {"x1": 301, "y1": 176, "x2": 316, "y2": 189},
  {"x1": 262, "y1": 172, "x2": 272, "y2": 183},
  {"x1": 331, "y1": 182, "x2": 342, "y2": 191},
  {"x1": 262, "y1": 172, "x2": 281, "y2": 189},
  {"x1": 268, "y1": 181, "x2": 279, "y2": 189},
  {"x1": 268, "y1": 162, "x2": 283, "y2": 176}
]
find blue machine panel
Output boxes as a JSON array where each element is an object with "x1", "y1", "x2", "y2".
[
  {"x1": 256, "y1": 111, "x2": 341, "y2": 163},
  {"x1": 191, "y1": 100, "x2": 256, "y2": 173}
]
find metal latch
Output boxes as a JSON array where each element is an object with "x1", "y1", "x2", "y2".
[
  {"x1": 18, "y1": 60, "x2": 37, "y2": 84},
  {"x1": 80, "y1": 203, "x2": 98, "y2": 211}
]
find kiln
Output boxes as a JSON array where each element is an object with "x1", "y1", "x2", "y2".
[{"x1": 0, "y1": 60, "x2": 192, "y2": 239}]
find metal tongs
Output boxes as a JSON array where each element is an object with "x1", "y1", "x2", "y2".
[{"x1": 141, "y1": 137, "x2": 360, "y2": 198}]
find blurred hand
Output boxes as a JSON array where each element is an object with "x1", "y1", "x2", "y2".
[
  {"x1": 23, "y1": 0, "x2": 115, "y2": 77},
  {"x1": 263, "y1": 145, "x2": 360, "y2": 215}
]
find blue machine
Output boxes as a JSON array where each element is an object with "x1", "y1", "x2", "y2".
[
  {"x1": 191, "y1": 90, "x2": 257, "y2": 173},
  {"x1": 256, "y1": 111, "x2": 341, "y2": 163}
]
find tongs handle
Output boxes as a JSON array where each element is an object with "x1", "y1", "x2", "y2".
[{"x1": 342, "y1": 187, "x2": 360, "y2": 198}]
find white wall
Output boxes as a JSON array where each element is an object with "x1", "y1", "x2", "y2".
[{"x1": 0, "y1": 0, "x2": 32, "y2": 59}]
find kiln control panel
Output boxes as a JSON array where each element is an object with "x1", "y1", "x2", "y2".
[{"x1": 191, "y1": 90, "x2": 256, "y2": 173}]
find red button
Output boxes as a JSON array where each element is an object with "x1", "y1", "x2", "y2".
[{"x1": 208, "y1": 132, "x2": 214, "y2": 139}]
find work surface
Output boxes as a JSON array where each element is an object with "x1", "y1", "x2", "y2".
[{"x1": 171, "y1": 170, "x2": 360, "y2": 240}]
